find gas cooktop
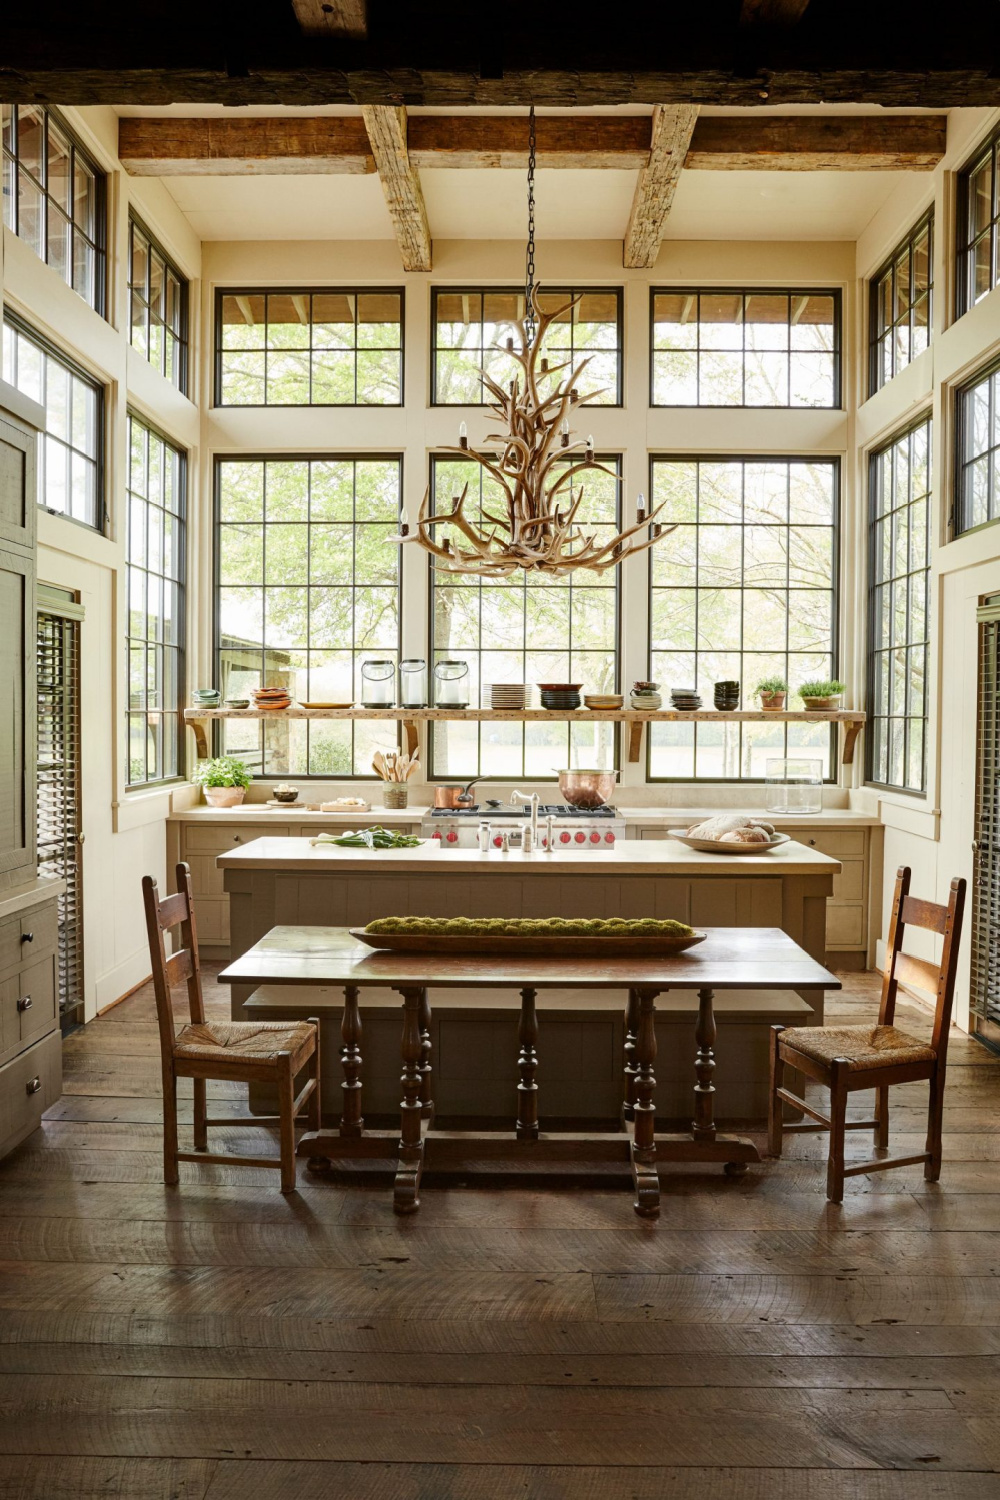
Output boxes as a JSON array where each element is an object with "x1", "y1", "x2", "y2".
[{"x1": 430, "y1": 803, "x2": 617, "y2": 818}]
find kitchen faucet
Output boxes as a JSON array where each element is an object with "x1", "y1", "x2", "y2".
[{"x1": 510, "y1": 790, "x2": 539, "y2": 849}]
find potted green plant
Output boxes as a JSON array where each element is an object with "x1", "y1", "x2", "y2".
[
  {"x1": 192, "y1": 755, "x2": 252, "y2": 808},
  {"x1": 754, "y1": 675, "x2": 789, "y2": 711},
  {"x1": 798, "y1": 678, "x2": 845, "y2": 711}
]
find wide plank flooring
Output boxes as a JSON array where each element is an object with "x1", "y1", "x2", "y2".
[{"x1": 1, "y1": 966, "x2": 999, "y2": 1498}]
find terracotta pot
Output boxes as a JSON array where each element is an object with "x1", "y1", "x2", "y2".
[
  {"x1": 801, "y1": 695, "x2": 842, "y2": 711},
  {"x1": 203, "y1": 786, "x2": 246, "y2": 808},
  {"x1": 759, "y1": 691, "x2": 786, "y2": 711}
]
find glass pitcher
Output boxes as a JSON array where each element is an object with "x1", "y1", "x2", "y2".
[
  {"x1": 434, "y1": 659, "x2": 470, "y2": 708},
  {"x1": 399, "y1": 658, "x2": 427, "y2": 708},
  {"x1": 360, "y1": 658, "x2": 396, "y2": 708}
]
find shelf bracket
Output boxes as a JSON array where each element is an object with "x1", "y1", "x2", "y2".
[
  {"x1": 187, "y1": 717, "x2": 210, "y2": 759},
  {"x1": 403, "y1": 719, "x2": 419, "y2": 758},
  {"x1": 628, "y1": 720, "x2": 644, "y2": 764},
  {"x1": 841, "y1": 719, "x2": 864, "y2": 766}
]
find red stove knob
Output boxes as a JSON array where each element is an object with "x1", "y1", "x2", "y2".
[
  {"x1": 574, "y1": 831, "x2": 586, "y2": 844},
  {"x1": 431, "y1": 829, "x2": 442, "y2": 839},
  {"x1": 559, "y1": 831, "x2": 572, "y2": 844},
  {"x1": 590, "y1": 831, "x2": 601, "y2": 843},
  {"x1": 446, "y1": 830, "x2": 458, "y2": 843},
  {"x1": 605, "y1": 831, "x2": 615, "y2": 844},
  {"x1": 493, "y1": 835, "x2": 504, "y2": 847}
]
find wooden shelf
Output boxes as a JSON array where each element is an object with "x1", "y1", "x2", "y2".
[{"x1": 184, "y1": 706, "x2": 866, "y2": 766}]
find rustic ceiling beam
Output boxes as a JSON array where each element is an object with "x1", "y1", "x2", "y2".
[
  {"x1": 740, "y1": 0, "x2": 811, "y2": 23},
  {"x1": 291, "y1": 0, "x2": 367, "y2": 39},
  {"x1": 118, "y1": 113, "x2": 946, "y2": 176},
  {"x1": 361, "y1": 105, "x2": 432, "y2": 272},
  {"x1": 624, "y1": 106, "x2": 699, "y2": 269}
]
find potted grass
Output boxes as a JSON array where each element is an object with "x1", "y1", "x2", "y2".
[
  {"x1": 754, "y1": 675, "x2": 788, "y2": 711},
  {"x1": 798, "y1": 678, "x2": 845, "y2": 711},
  {"x1": 193, "y1": 755, "x2": 252, "y2": 808}
]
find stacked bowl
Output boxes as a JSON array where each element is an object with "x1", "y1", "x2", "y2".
[
  {"x1": 490, "y1": 684, "x2": 527, "y2": 710},
  {"x1": 252, "y1": 686, "x2": 292, "y2": 711},
  {"x1": 671, "y1": 687, "x2": 702, "y2": 712},
  {"x1": 584, "y1": 693, "x2": 624, "y2": 711},
  {"x1": 538, "y1": 682, "x2": 582, "y2": 711},
  {"x1": 713, "y1": 680, "x2": 740, "y2": 711}
]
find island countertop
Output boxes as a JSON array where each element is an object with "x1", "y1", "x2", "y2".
[{"x1": 216, "y1": 835, "x2": 841, "y2": 876}]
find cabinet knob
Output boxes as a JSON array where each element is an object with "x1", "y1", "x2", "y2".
[
  {"x1": 17, "y1": 996, "x2": 32, "y2": 1012},
  {"x1": 26, "y1": 1076, "x2": 42, "y2": 1096},
  {"x1": 21, "y1": 932, "x2": 33, "y2": 943},
  {"x1": 233, "y1": 835, "x2": 242, "y2": 843},
  {"x1": 808, "y1": 838, "x2": 816, "y2": 846}
]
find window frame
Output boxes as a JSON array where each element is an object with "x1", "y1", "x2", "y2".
[
  {"x1": 429, "y1": 285, "x2": 624, "y2": 408},
  {"x1": 867, "y1": 211, "x2": 934, "y2": 396},
  {"x1": 426, "y1": 449, "x2": 624, "y2": 781},
  {"x1": 864, "y1": 413, "x2": 931, "y2": 797},
  {"x1": 2, "y1": 309, "x2": 106, "y2": 534},
  {"x1": 212, "y1": 451, "x2": 405, "y2": 779},
  {"x1": 954, "y1": 352, "x2": 1000, "y2": 539},
  {"x1": 648, "y1": 287, "x2": 843, "y2": 410},
  {"x1": 125, "y1": 411, "x2": 188, "y2": 791},
  {"x1": 646, "y1": 451, "x2": 842, "y2": 784},
  {"x1": 1, "y1": 104, "x2": 107, "y2": 316},
  {"x1": 213, "y1": 286, "x2": 406, "y2": 408},
  {"x1": 956, "y1": 125, "x2": 1000, "y2": 318},
  {"x1": 128, "y1": 213, "x2": 190, "y2": 394}
]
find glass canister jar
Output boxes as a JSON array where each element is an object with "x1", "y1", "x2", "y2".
[
  {"x1": 360, "y1": 658, "x2": 396, "y2": 708},
  {"x1": 434, "y1": 659, "x2": 470, "y2": 708},
  {"x1": 399, "y1": 658, "x2": 428, "y2": 707},
  {"x1": 765, "y1": 758, "x2": 823, "y2": 815}
]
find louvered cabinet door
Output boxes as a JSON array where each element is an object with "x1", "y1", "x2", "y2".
[
  {"x1": 36, "y1": 610, "x2": 84, "y2": 1030},
  {"x1": 973, "y1": 614, "x2": 1000, "y2": 1043},
  {"x1": 0, "y1": 547, "x2": 36, "y2": 890}
]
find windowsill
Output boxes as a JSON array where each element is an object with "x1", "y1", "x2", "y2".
[{"x1": 113, "y1": 785, "x2": 175, "y2": 833}]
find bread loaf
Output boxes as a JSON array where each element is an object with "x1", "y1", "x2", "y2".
[
  {"x1": 686, "y1": 814, "x2": 774, "y2": 841},
  {"x1": 719, "y1": 827, "x2": 770, "y2": 844}
]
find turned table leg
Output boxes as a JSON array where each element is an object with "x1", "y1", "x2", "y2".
[
  {"x1": 395, "y1": 986, "x2": 427, "y2": 1214},
  {"x1": 630, "y1": 988, "x2": 660, "y2": 1218},
  {"x1": 340, "y1": 984, "x2": 364, "y2": 1138},
  {"x1": 622, "y1": 988, "x2": 639, "y2": 1124},
  {"x1": 692, "y1": 987, "x2": 717, "y2": 1143},
  {"x1": 517, "y1": 986, "x2": 539, "y2": 1141},
  {"x1": 419, "y1": 988, "x2": 434, "y2": 1121}
]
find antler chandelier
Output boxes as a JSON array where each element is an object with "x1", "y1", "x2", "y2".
[{"x1": 393, "y1": 111, "x2": 674, "y2": 579}]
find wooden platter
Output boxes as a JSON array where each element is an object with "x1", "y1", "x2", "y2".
[
  {"x1": 349, "y1": 927, "x2": 707, "y2": 956},
  {"x1": 668, "y1": 829, "x2": 791, "y2": 855}
]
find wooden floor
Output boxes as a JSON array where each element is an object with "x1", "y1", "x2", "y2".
[{"x1": 2, "y1": 969, "x2": 1000, "y2": 1498}]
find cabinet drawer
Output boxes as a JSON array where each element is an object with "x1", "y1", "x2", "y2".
[
  {"x1": 194, "y1": 898, "x2": 230, "y2": 944},
  {"x1": 832, "y1": 859, "x2": 865, "y2": 902},
  {"x1": 826, "y1": 904, "x2": 865, "y2": 947},
  {"x1": 184, "y1": 824, "x2": 289, "y2": 852},
  {"x1": 0, "y1": 1027, "x2": 61, "y2": 1160},
  {"x1": 16, "y1": 952, "x2": 58, "y2": 1046},
  {"x1": 0, "y1": 902, "x2": 57, "y2": 976},
  {"x1": 800, "y1": 830, "x2": 866, "y2": 857}
]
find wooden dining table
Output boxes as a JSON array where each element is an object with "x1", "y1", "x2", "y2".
[{"x1": 219, "y1": 925, "x2": 839, "y2": 1217}]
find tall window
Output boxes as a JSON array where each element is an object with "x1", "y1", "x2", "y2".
[
  {"x1": 129, "y1": 217, "x2": 188, "y2": 391},
  {"x1": 215, "y1": 456, "x2": 402, "y2": 776},
  {"x1": 651, "y1": 290, "x2": 839, "y2": 407},
  {"x1": 432, "y1": 288, "x2": 622, "y2": 406},
  {"x1": 869, "y1": 213, "x2": 933, "y2": 392},
  {"x1": 430, "y1": 453, "x2": 620, "y2": 778},
  {"x1": 215, "y1": 289, "x2": 403, "y2": 405},
  {"x1": 957, "y1": 358, "x2": 1000, "y2": 535},
  {"x1": 2, "y1": 314, "x2": 103, "y2": 531},
  {"x1": 867, "y1": 418, "x2": 930, "y2": 794},
  {"x1": 1, "y1": 105, "x2": 105, "y2": 313},
  {"x1": 126, "y1": 415, "x2": 186, "y2": 787},
  {"x1": 648, "y1": 456, "x2": 839, "y2": 780},
  {"x1": 958, "y1": 126, "x2": 1000, "y2": 314}
]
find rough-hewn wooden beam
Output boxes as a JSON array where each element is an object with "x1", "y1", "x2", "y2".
[
  {"x1": 686, "y1": 114, "x2": 946, "y2": 170},
  {"x1": 118, "y1": 116, "x2": 374, "y2": 175},
  {"x1": 291, "y1": 0, "x2": 367, "y2": 40},
  {"x1": 741, "y1": 0, "x2": 810, "y2": 22},
  {"x1": 408, "y1": 115, "x2": 651, "y2": 169},
  {"x1": 361, "y1": 105, "x2": 432, "y2": 272},
  {"x1": 623, "y1": 105, "x2": 699, "y2": 270}
]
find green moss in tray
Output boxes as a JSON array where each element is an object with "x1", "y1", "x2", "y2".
[{"x1": 365, "y1": 916, "x2": 695, "y2": 937}]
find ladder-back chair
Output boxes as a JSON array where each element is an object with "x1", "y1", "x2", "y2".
[
  {"x1": 142, "y1": 862, "x2": 320, "y2": 1193},
  {"x1": 768, "y1": 866, "x2": 966, "y2": 1203}
]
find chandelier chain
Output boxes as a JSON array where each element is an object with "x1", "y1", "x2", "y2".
[{"x1": 525, "y1": 104, "x2": 536, "y2": 341}]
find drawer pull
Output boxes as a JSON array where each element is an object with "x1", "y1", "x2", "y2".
[
  {"x1": 26, "y1": 1076, "x2": 42, "y2": 1096},
  {"x1": 17, "y1": 996, "x2": 32, "y2": 1012},
  {"x1": 21, "y1": 931, "x2": 33, "y2": 944},
  {"x1": 233, "y1": 836, "x2": 242, "y2": 844}
]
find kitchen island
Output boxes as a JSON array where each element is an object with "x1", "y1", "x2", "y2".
[{"x1": 218, "y1": 836, "x2": 840, "y2": 1127}]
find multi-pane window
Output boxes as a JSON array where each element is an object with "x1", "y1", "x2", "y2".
[
  {"x1": 432, "y1": 288, "x2": 622, "y2": 406},
  {"x1": 216, "y1": 456, "x2": 402, "y2": 776},
  {"x1": 650, "y1": 290, "x2": 839, "y2": 408},
  {"x1": 869, "y1": 213, "x2": 933, "y2": 392},
  {"x1": 648, "y1": 457, "x2": 839, "y2": 780},
  {"x1": 867, "y1": 419, "x2": 930, "y2": 794},
  {"x1": 129, "y1": 217, "x2": 188, "y2": 391},
  {"x1": 957, "y1": 359, "x2": 1000, "y2": 535},
  {"x1": 958, "y1": 127, "x2": 1000, "y2": 313},
  {"x1": 1, "y1": 105, "x2": 105, "y2": 313},
  {"x1": 215, "y1": 289, "x2": 403, "y2": 405},
  {"x1": 2, "y1": 314, "x2": 103, "y2": 531},
  {"x1": 430, "y1": 454, "x2": 620, "y2": 778},
  {"x1": 126, "y1": 416, "x2": 186, "y2": 787}
]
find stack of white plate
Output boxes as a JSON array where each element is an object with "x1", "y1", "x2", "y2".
[{"x1": 490, "y1": 684, "x2": 527, "y2": 710}]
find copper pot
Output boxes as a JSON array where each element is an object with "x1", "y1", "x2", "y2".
[
  {"x1": 433, "y1": 779, "x2": 479, "y2": 809},
  {"x1": 555, "y1": 768, "x2": 619, "y2": 809}
]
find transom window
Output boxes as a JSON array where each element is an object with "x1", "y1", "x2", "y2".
[
  {"x1": 429, "y1": 453, "x2": 620, "y2": 779},
  {"x1": 2, "y1": 314, "x2": 103, "y2": 531},
  {"x1": 957, "y1": 358, "x2": 1000, "y2": 536},
  {"x1": 129, "y1": 217, "x2": 188, "y2": 391},
  {"x1": 431, "y1": 287, "x2": 622, "y2": 406},
  {"x1": 867, "y1": 418, "x2": 930, "y2": 794},
  {"x1": 126, "y1": 415, "x2": 186, "y2": 787},
  {"x1": 648, "y1": 456, "x2": 839, "y2": 780},
  {"x1": 651, "y1": 290, "x2": 839, "y2": 408},
  {"x1": 215, "y1": 289, "x2": 403, "y2": 406},
  {"x1": 1, "y1": 105, "x2": 105, "y2": 313},
  {"x1": 958, "y1": 126, "x2": 1000, "y2": 313},
  {"x1": 215, "y1": 456, "x2": 402, "y2": 776},
  {"x1": 869, "y1": 213, "x2": 933, "y2": 392}
]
